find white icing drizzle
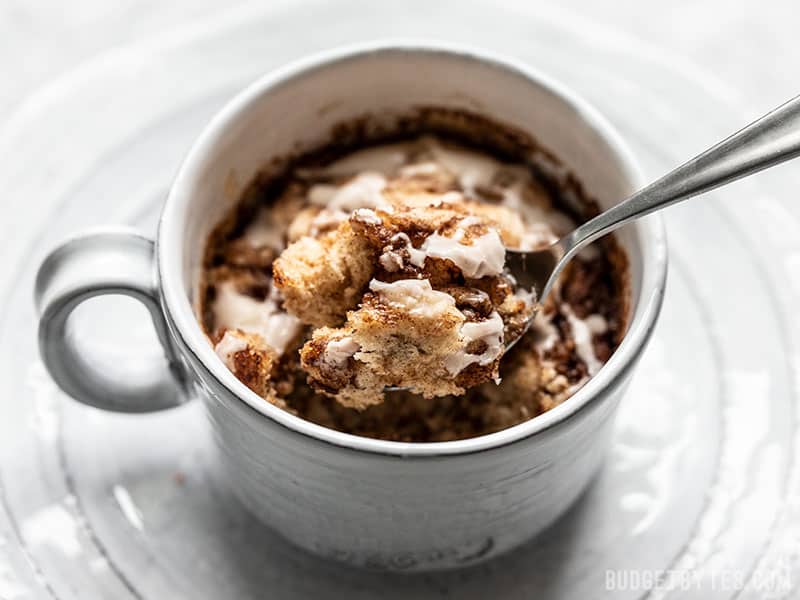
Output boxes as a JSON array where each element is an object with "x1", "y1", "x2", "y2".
[
  {"x1": 242, "y1": 207, "x2": 285, "y2": 250},
  {"x1": 444, "y1": 311, "x2": 505, "y2": 375},
  {"x1": 424, "y1": 137, "x2": 501, "y2": 192},
  {"x1": 419, "y1": 219, "x2": 506, "y2": 278},
  {"x1": 308, "y1": 172, "x2": 390, "y2": 213},
  {"x1": 379, "y1": 249, "x2": 405, "y2": 272},
  {"x1": 307, "y1": 184, "x2": 337, "y2": 206},
  {"x1": 438, "y1": 191, "x2": 464, "y2": 205},
  {"x1": 214, "y1": 330, "x2": 249, "y2": 369},
  {"x1": 378, "y1": 232, "x2": 426, "y2": 272},
  {"x1": 397, "y1": 233, "x2": 428, "y2": 268},
  {"x1": 212, "y1": 281, "x2": 301, "y2": 355},
  {"x1": 323, "y1": 337, "x2": 360, "y2": 366},
  {"x1": 369, "y1": 279, "x2": 456, "y2": 318},
  {"x1": 262, "y1": 312, "x2": 303, "y2": 356},
  {"x1": 398, "y1": 161, "x2": 443, "y2": 177},
  {"x1": 309, "y1": 208, "x2": 348, "y2": 235},
  {"x1": 584, "y1": 314, "x2": 608, "y2": 335},
  {"x1": 352, "y1": 207, "x2": 382, "y2": 225},
  {"x1": 561, "y1": 304, "x2": 603, "y2": 376},
  {"x1": 299, "y1": 143, "x2": 410, "y2": 177},
  {"x1": 378, "y1": 221, "x2": 506, "y2": 279},
  {"x1": 502, "y1": 192, "x2": 572, "y2": 247},
  {"x1": 531, "y1": 313, "x2": 560, "y2": 352}
]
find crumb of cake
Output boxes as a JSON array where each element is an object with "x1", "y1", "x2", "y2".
[
  {"x1": 478, "y1": 330, "x2": 573, "y2": 417},
  {"x1": 214, "y1": 329, "x2": 283, "y2": 404},
  {"x1": 272, "y1": 221, "x2": 376, "y2": 327},
  {"x1": 561, "y1": 303, "x2": 605, "y2": 376},
  {"x1": 301, "y1": 279, "x2": 470, "y2": 407}
]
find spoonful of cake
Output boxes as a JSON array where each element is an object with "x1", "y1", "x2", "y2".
[{"x1": 265, "y1": 97, "x2": 800, "y2": 407}]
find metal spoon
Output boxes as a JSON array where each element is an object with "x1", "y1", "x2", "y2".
[{"x1": 505, "y1": 93, "x2": 800, "y2": 351}]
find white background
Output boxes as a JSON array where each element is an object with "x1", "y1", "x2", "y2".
[
  {"x1": 1, "y1": 0, "x2": 799, "y2": 125},
  {"x1": 2, "y1": 3, "x2": 800, "y2": 598}
]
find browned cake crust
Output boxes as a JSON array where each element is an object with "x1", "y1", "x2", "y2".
[{"x1": 199, "y1": 109, "x2": 629, "y2": 442}]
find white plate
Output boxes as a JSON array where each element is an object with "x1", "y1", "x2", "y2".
[{"x1": 1, "y1": 2, "x2": 799, "y2": 598}]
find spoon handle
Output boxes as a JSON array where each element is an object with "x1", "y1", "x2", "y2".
[{"x1": 562, "y1": 93, "x2": 800, "y2": 256}]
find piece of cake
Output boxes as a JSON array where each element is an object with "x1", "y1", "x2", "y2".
[
  {"x1": 301, "y1": 279, "x2": 470, "y2": 408},
  {"x1": 213, "y1": 329, "x2": 288, "y2": 408},
  {"x1": 281, "y1": 187, "x2": 535, "y2": 406}
]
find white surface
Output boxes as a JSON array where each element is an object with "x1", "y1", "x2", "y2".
[
  {"x1": 1, "y1": 2, "x2": 799, "y2": 598},
  {"x1": 1, "y1": 0, "x2": 799, "y2": 121}
]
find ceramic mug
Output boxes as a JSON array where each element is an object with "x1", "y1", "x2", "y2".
[{"x1": 35, "y1": 41, "x2": 667, "y2": 571}]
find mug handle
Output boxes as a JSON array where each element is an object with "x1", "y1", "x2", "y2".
[{"x1": 35, "y1": 228, "x2": 190, "y2": 412}]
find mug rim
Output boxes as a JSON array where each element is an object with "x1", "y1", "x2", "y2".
[{"x1": 158, "y1": 39, "x2": 668, "y2": 457}]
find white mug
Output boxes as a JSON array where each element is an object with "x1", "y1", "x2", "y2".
[{"x1": 35, "y1": 41, "x2": 667, "y2": 571}]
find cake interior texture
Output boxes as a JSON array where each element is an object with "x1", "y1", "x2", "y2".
[{"x1": 201, "y1": 111, "x2": 629, "y2": 442}]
